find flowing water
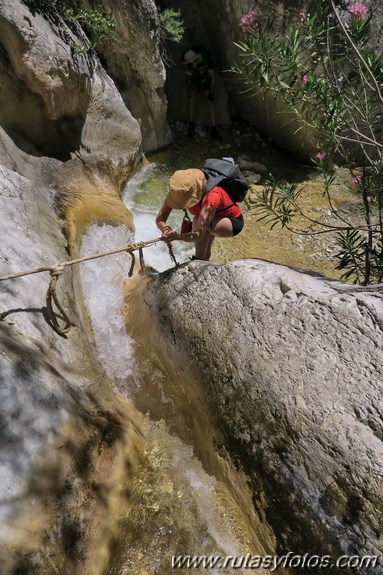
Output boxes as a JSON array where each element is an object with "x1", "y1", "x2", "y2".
[
  {"x1": 77, "y1": 131, "x2": 276, "y2": 574},
  {"x1": 78, "y1": 223, "x2": 271, "y2": 574}
]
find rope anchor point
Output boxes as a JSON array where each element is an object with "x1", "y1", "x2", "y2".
[{"x1": 0, "y1": 237, "x2": 177, "y2": 336}]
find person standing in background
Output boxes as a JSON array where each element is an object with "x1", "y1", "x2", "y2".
[{"x1": 183, "y1": 47, "x2": 222, "y2": 140}]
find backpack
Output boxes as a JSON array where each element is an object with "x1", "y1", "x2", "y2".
[{"x1": 202, "y1": 158, "x2": 249, "y2": 204}]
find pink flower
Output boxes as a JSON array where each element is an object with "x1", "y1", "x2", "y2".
[
  {"x1": 316, "y1": 152, "x2": 326, "y2": 160},
  {"x1": 302, "y1": 74, "x2": 308, "y2": 84},
  {"x1": 352, "y1": 175, "x2": 362, "y2": 185},
  {"x1": 299, "y1": 11, "x2": 305, "y2": 18},
  {"x1": 240, "y1": 11, "x2": 257, "y2": 33},
  {"x1": 349, "y1": 3, "x2": 369, "y2": 20}
]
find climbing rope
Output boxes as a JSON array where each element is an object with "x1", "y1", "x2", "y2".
[
  {"x1": 0, "y1": 237, "x2": 178, "y2": 336},
  {"x1": 45, "y1": 264, "x2": 71, "y2": 334}
]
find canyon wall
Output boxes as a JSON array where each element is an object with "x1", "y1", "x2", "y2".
[{"x1": 0, "y1": 1, "x2": 146, "y2": 572}]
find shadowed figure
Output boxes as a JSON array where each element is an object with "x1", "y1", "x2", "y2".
[{"x1": 183, "y1": 47, "x2": 222, "y2": 140}]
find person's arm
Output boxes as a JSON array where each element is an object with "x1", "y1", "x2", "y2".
[
  {"x1": 156, "y1": 203, "x2": 176, "y2": 242},
  {"x1": 174, "y1": 205, "x2": 216, "y2": 242}
]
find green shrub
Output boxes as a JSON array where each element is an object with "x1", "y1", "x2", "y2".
[
  {"x1": 23, "y1": 1, "x2": 117, "y2": 53},
  {"x1": 159, "y1": 8, "x2": 184, "y2": 43},
  {"x1": 64, "y1": 7, "x2": 117, "y2": 46},
  {"x1": 233, "y1": 0, "x2": 383, "y2": 284}
]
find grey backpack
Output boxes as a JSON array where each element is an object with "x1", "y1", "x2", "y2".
[{"x1": 202, "y1": 157, "x2": 249, "y2": 203}]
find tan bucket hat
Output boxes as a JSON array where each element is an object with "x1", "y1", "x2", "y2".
[{"x1": 165, "y1": 169, "x2": 206, "y2": 209}]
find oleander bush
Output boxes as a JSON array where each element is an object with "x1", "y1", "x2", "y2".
[{"x1": 233, "y1": 0, "x2": 383, "y2": 284}]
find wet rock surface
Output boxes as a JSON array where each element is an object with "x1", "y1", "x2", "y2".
[
  {"x1": 1, "y1": 1, "x2": 382, "y2": 572},
  {"x1": 0, "y1": 162, "x2": 143, "y2": 575},
  {"x1": 0, "y1": 2, "x2": 146, "y2": 572}
]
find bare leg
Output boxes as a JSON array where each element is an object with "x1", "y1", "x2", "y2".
[
  {"x1": 209, "y1": 217, "x2": 234, "y2": 238},
  {"x1": 193, "y1": 217, "x2": 233, "y2": 261},
  {"x1": 203, "y1": 89, "x2": 221, "y2": 139},
  {"x1": 187, "y1": 86, "x2": 197, "y2": 123},
  {"x1": 194, "y1": 232, "x2": 215, "y2": 260},
  {"x1": 203, "y1": 89, "x2": 216, "y2": 126}
]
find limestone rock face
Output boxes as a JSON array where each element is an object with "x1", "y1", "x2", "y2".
[
  {"x1": 0, "y1": 2, "x2": 90, "y2": 120},
  {"x1": 0, "y1": 159, "x2": 143, "y2": 575},
  {"x1": 0, "y1": 0, "x2": 142, "y2": 196},
  {"x1": 0, "y1": 2, "x2": 146, "y2": 571},
  {"x1": 93, "y1": 0, "x2": 173, "y2": 152},
  {"x1": 143, "y1": 259, "x2": 383, "y2": 569},
  {"x1": 159, "y1": 0, "x2": 383, "y2": 158}
]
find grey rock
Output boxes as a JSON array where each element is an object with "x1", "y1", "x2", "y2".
[
  {"x1": 243, "y1": 170, "x2": 262, "y2": 183},
  {"x1": 143, "y1": 259, "x2": 383, "y2": 570},
  {"x1": 0, "y1": 161, "x2": 142, "y2": 574},
  {"x1": 94, "y1": 0, "x2": 172, "y2": 152},
  {"x1": 159, "y1": 0, "x2": 317, "y2": 157},
  {"x1": 238, "y1": 157, "x2": 269, "y2": 174},
  {"x1": 0, "y1": 2, "x2": 146, "y2": 570},
  {"x1": 0, "y1": 0, "x2": 142, "y2": 195}
]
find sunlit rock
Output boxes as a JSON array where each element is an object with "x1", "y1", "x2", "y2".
[
  {"x1": 144, "y1": 259, "x2": 383, "y2": 568},
  {"x1": 0, "y1": 0, "x2": 142, "y2": 198},
  {"x1": 0, "y1": 160, "x2": 144, "y2": 574},
  {"x1": 0, "y1": 1, "x2": 146, "y2": 571}
]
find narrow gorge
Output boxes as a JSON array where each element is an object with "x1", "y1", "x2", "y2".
[{"x1": 0, "y1": 1, "x2": 382, "y2": 575}]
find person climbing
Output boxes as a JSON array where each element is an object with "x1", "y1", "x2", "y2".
[
  {"x1": 155, "y1": 167, "x2": 244, "y2": 261},
  {"x1": 183, "y1": 47, "x2": 222, "y2": 140}
]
